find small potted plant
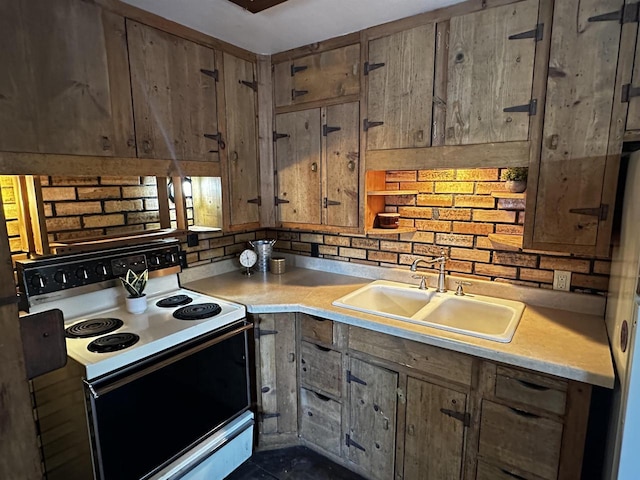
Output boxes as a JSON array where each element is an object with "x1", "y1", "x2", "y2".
[
  {"x1": 503, "y1": 167, "x2": 528, "y2": 193},
  {"x1": 120, "y1": 269, "x2": 148, "y2": 314}
]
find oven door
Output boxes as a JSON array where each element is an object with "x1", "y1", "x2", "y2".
[{"x1": 84, "y1": 320, "x2": 252, "y2": 480}]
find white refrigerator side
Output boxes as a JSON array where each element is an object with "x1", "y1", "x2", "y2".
[{"x1": 604, "y1": 151, "x2": 640, "y2": 480}]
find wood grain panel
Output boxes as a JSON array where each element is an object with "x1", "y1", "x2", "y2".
[
  {"x1": 446, "y1": 0, "x2": 538, "y2": 145},
  {"x1": 0, "y1": 0, "x2": 135, "y2": 156},
  {"x1": 403, "y1": 378, "x2": 467, "y2": 480},
  {"x1": 300, "y1": 342, "x2": 342, "y2": 398},
  {"x1": 479, "y1": 400, "x2": 563, "y2": 480},
  {"x1": 367, "y1": 25, "x2": 435, "y2": 150},
  {"x1": 300, "y1": 314, "x2": 334, "y2": 345},
  {"x1": 347, "y1": 358, "x2": 397, "y2": 480},
  {"x1": 299, "y1": 388, "x2": 342, "y2": 456},
  {"x1": 292, "y1": 44, "x2": 360, "y2": 105},
  {"x1": 127, "y1": 20, "x2": 218, "y2": 162},
  {"x1": 275, "y1": 110, "x2": 322, "y2": 224},
  {"x1": 495, "y1": 366, "x2": 567, "y2": 415},
  {"x1": 273, "y1": 61, "x2": 293, "y2": 108},
  {"x1": 532, "y1": 0, "x2": 622, "y2": 247},
  {"x1": 324, "y1": 102, "x2": 360, "y2": 228},
  {"x1": 223, "y1": 53, "x2": 260, "y2": 226},
  {"x1": 628, "y1": 29, "x2": 640, "y2": 131}
]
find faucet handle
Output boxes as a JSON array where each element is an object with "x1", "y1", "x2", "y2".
[
  {"x1": 412, "y1": 274, "x2": 428, "y2": 290},
  {"x1": 455, "y1": 280, "x2": 472, "y2": 296}
]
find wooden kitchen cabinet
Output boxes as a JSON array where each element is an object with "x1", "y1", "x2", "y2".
[
  {"x1": 524, "y1": 0, "x2": 624, "y2": 256},
  {"x1": 274, "y1": 102, "x2": 360, "y2": 230},
  {"x1": 221, "y1": 52, "x2": 260, "y2": 228},
  {"x1": 253, "y1": 313, "x2": 298, "y2": 447},
  {"x1": 127, "y1": 20, "x2": 221, "y2": 162},
  {"x1": 365, "y1": 25, "x2": 436, "y2": 151},
  {"x1": 0, "y1": 0, "x2": 135, "y2": 157},
  {"x1": 626, "y1": 11, "x2": 640, "y2": 134},
  {"x1": 445, "y1": 0, "x2": 539, "y2": 145},
  {"x1": 274, "y1": 44, "x2": 360, "y2": 108}
]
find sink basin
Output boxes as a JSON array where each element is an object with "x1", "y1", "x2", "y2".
[{"x1": 332, "y1": 280, "x2": 525, "y2": 342}]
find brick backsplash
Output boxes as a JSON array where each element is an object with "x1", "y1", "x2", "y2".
[{"x1": 266, "y1": 168, "x2": 611, "y2": 295}]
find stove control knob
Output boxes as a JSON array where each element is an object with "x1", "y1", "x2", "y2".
[
  {"x1": 151, "y1": 255, "x2": 161, "y2": 266},
  {"x1": 31, "y1": 274, "x2": 46, "y2": 289},
  {"x1": 95, "y1": 264, "x2": 108, "y2": 277},
  {"x1": 54, "y1": 271, "x2": 68, "y2": 285},
  {"x1": 165, "y1": 253, "x2": 176, "y2": 263},
  {"x1": 76, "y1": 267, "x2": 89, "y2": 280}
]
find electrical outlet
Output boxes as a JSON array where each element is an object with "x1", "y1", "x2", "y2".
[{"x1": 553, "y1": 270, "x2": 571, "y2": 291}]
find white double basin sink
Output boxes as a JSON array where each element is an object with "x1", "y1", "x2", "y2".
[{"x1": 332, "y1": 280, "x2": 526, "y2": 343}]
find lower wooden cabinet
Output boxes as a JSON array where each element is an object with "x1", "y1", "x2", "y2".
[{"x1": 253, "y1": 314, "x2": 592, "y2": 480}]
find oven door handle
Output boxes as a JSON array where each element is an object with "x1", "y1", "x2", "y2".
[{"x1": 85, "y1": 322, "x2": 253, "y2": 398}]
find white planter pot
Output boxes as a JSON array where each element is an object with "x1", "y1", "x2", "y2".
[{"x1": 125, "y1": 295, "x2": 147, "y2": 314}]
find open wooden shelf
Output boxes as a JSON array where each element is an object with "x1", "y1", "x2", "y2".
[
  {"x1": 366, "y1": 227, "x2": 417, "y2": 235},
  {"x1": 368, "y1": 190, "x2": 419, "y2": 196},
  {"x1": 487, "y1": 233, "x2": 523, "y2": 251}
]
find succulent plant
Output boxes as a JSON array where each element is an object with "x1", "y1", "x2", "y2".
[{"x1": 120, "y1": 269, "x2": 148, "y2": 298}]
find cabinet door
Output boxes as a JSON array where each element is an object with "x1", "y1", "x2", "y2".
[
  {"x1": 346, "y1": 358, "x2": 397, "y2": 480},
  {"x1": 0, "y1": 0, "x2": 134, "y2": 157},
  {"x1": 529, "y1": 0, "x2": 623, "y2": 253},
  {"x1": 255, "y1": 314, "x2": 298, "y2": 438},
  {"x1": 275, "y1": 110, "x2": 322, "y2": 224},
  {"x1": 403, "y1": 378, "x2": 467, "y2": 480},
  {"x1": 366, "y1": 25, "x2": 435, "y2": 150},
  {"x1": 274, "y1": 45, "x2": 360, "y2": 107},
  {"x1": 324, "y1": 102, "x2": 359, "y2": 228},
  {"x1": 626, "y1": 24, "x2": 640, "y2": 131},
  {"x1": 223, "y1": 53, "x2": 260, "y2": 226},
  {"x1": 445, "y1": 0, "x2": 538, "y2": 145},
  {"x1": 127, "y1": 20, "x2": 218, "y2": 162}
]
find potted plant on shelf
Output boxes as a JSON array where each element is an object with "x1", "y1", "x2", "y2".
[
  {"x1": 120, "y1": 269, "x2": 148, "y2": 314},
  {"x1": 504, "y1": 167, "x2": 528, "y2": 193}
]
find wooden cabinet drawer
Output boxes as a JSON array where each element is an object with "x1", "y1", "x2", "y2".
[
  {"x1": 300, "y1": 313, "x2": 334, "y2": 345},
  {"x1": 299, "y1": 388, "x2": 342, "y2": 456},
  {"x1": 348, "y1": 326, "x2": 473, "y2": 386},
  {"x1": 479, "y1": 401, "x2": 563, "y2": 480},
  {"x1": 300, "y1": 341, "x2": 342, "y2": 397},
  {"x1": 495, "y1": 366, "x2": 567, "y2": 416},
  {"x1": 476, "y1": 461, "x2": 537, "y2": 480}
]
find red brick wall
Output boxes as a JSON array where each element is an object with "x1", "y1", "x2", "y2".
[{"x1": 270, "y1": 168, "x2": 611, "y2": 295}]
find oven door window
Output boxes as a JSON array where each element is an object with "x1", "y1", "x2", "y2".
[{"x1": 89, "y1": 324, "x2": 250, "y2": 480}]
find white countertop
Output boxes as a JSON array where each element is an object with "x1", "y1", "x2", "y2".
[{"x1": 181, "y1": 256, "x2": 615, "y2": 389}]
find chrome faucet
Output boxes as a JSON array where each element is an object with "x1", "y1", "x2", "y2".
[{"x1": 410, "y1": 249, "x2": 448, "y2": 292}]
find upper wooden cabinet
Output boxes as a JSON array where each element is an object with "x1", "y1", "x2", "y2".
[
  {"x1": 127, "y1": 20, "x2": 221, "y2": 162},
  {"x1": 445, "y1": 0, "x2": 539, "y2": 145},
  {"x1": 274, "y1": 45, "x2": 360, "y2": 108},
  {"x1": 366, "y1": 25, "x2": 436, "y2": 150},
  {"x1": 626, "y1": 21, "x2": 640, "y2": 133},
  {"x1": 0, "y1": 0, "x2": 135, "y2": 157},
  {"x1": 221, "y1": 52, "x2": 260, "y2": 228},
  {"x1": 525, "y1": 0, "x2": 624, "y2": 255}
]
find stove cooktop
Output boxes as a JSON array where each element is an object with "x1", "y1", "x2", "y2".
[{"x1": 63, "y1": 287, "x2": 245, "y2": 380}]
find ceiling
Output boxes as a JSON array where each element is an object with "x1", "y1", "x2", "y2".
[{"x1": 122, "y1": 0, "x2": 465, "y2": 54}]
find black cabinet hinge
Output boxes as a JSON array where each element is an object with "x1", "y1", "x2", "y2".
[
  {"x1": 323, "y1": 125, "x2": 342, "y2": 136},
  {"x1": 503, "y1": 99, "x2": 537, "y2": 116},
  {"x1": 275, "y1": 197, "x2": 290, "y2": 205},
  {"x1": 200, "y1": 69, "x2": 219, "y2": 81},
  {"x1": 255, "y1": 327, "x2": 278, "y2": 338},
  {"x1": 204, "y1": 132, "x2": 226, "y2": 150},
  {"x1": 364, "y1": 61, "x2": 385, "y2": 75},
  {"x1": 240, "y1": 79, "x2": 257, "y2": 91},
  {"x1": 588, "y1": 3, "x2": 639, "y2": 23},
  {"x1": 346, "y1": 370, "x2": 367, "y2": 385},
  {"x1": 622, "y1": 84, "x2": 640, "y2": 103},
  {"x1": 260, "y1": 412, "x2": 281, "y2": 420},
  {"x1": 440, "y1": 408, "x2": 471, "y2": 427},
  {"x1": 508, "y1": 23, "x2": 544, "y2": 41},
  {"x1": 247, "y1": 197, "x2": 261, "y2": 206},
  {"x1": 569, "y1": 204, "x2": 609, "y2": 221},
  {"x1": 324, "y1": 198, "x2": 341, "y2": 208},
  {"x1": 291, "y1": 64, "x2": 308, "y2": 76},
  {"x1": 292, "y1": 89, "x2": 309, "y2": 100},
  {"x1": 363, "y1": 119, "x2": 384, "y2": 131},
  {"x1": 345, "y1": 434, "x2": 366, "y2": 452},
  {"x1": 273, "y1": 131, "x2": 290, "y2": 142}
]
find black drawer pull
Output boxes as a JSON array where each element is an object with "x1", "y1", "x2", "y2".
[
  {"x1": 508, "y1": 407, "x2": 540, "y2": 419},
  {"x1": 313, "y1": 392, "x2": 331, "y2": 402},
  {"x1": 516, "y1": 379, "x2": 550, "y2": 391},
  {"x1": 500, "y1": 468, "x2": 527, "y2": 480},
  {"x1": 314, "y1": 344, "x2": 332, "y2": 352}
]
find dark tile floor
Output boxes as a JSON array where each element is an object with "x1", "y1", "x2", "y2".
[{"x1": 226, "y1": 446, "x2": 366, "y2": 480}]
